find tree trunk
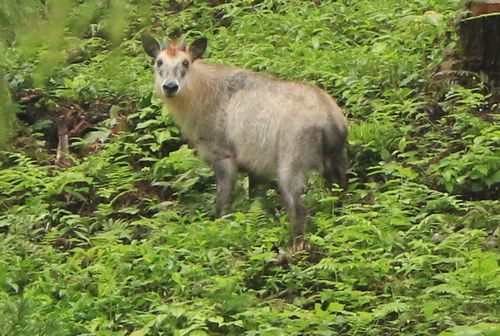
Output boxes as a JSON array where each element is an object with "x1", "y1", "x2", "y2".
[{"x1": 460, "y1": 1, "x2": 500, "y2": 83}]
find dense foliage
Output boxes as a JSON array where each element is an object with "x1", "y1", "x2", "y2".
[{"x1": 0, "y1": 0, "x2": 498, "y2": 335}]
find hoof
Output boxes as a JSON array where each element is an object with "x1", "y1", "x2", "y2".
[
  {"x1": 56, "y1": 157, "x2": 74, "y2": 168},
  {"x1": 290, "y1": 237, "x2": 311, "y2": 256}
]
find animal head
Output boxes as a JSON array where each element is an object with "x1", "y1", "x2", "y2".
[{"x1": 141, "y1": 34, "x2": 207, "y2": 98}]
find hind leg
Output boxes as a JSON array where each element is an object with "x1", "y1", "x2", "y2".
[
  {"x1": 277, "y1": 161, "x2": 308, "y2": 251},
  {"x1": 323, "y1": 147, "x2": 348, "y2": 189},
  {"x1": 279, "y1": 127, "x2": 324, "y2": 250},
  {"x1": 334, "y1": 147, "x2": 348, "y2": 189}
]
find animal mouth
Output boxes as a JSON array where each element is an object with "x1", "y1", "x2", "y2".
[{"x1": 164, "y1": 92, "x2": 176, "y2": 98}]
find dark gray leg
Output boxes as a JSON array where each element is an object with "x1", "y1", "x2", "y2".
[
  {"x1": 213, "y1": 158, "x2": 238, "y2": 217},
  {"x1": 277, "y1": 163, "x2": 307, "y2": 250},
  {"x1": 334, "y1": 147, "x2": 349, "y2": 189},
  {"x1": 323, "y1": 147, "x2": 348, "y2": 189},
  {"x1": 56, "y1": 117, "x2": 72, "y2": 167},
  {"x1": 248, "y1": 173, "x2": 268, "y2": 199},
  {"x1": 56, "y1": 133, "x2": 69, "y2": 162}
]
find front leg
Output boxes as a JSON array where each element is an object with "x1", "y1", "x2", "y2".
[
  {"x1": 213, "y1": 158, "x2": 238, "y2": 217},
  {"x1": 56, "y1": 117, "x2": 72, "y2": 167}
]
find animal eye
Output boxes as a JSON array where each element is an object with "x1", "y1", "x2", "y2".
[
  {"x1": 156, "y1": 59, "x2": 163, "y2": 66},
  {"x1": 182, "y1": 59, "x2": 189, "y2": 68}
]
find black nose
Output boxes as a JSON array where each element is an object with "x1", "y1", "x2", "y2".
[{"x1": 162, "y1": 82, "x2": 179, "y2": 93}]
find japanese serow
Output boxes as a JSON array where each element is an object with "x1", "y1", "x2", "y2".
[{"x1": 142, "y1": 35, "x2": 348, "y2": 250}]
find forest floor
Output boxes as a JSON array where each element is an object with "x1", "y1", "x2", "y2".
[{"x1": 0, "y1": 1, "x2": 498, "y2": 335}]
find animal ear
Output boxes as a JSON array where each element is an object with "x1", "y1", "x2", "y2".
[
  {"x1": 188, "y1": 37, "x2": 207, "y2": 61},
  {"x1": 161, "y1": 36, "x2": 169, "y2": 50},
  {"x1": 179, "y1": 35, "x2": 187, "y2": 51},
  {"x1": 141, "y1": 34, "x2": 160, "y2": 58}
]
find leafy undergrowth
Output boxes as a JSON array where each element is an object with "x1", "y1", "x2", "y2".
[{"x1": 0, "y1": 0, "x2": 499, "y2": 335}]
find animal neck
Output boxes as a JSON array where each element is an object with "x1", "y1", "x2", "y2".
[{"x1": 165, "y1": 63, "x2": 221, "y2": 118}]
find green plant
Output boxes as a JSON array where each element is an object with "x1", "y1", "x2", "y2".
[{"x1": 1, "y1": 1, "x2": 498, "y2": 335}]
